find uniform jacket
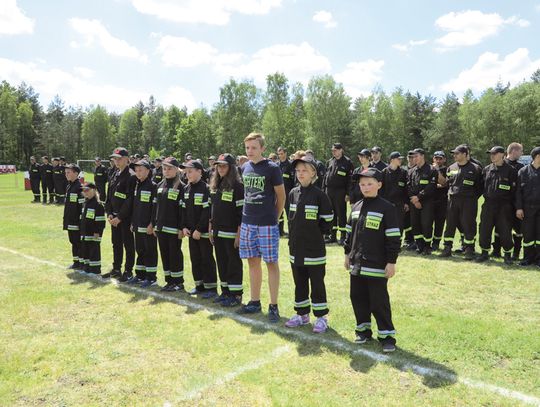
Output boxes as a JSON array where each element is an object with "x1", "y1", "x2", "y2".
[
  {"x1": 105, "y1": 166, "x2": 137, "y2": 220},
  {"x1": 80, "y1": 196, "x2": 106, "y2": 241},
  {"x1": 131, "y1": 176, "x2": 157, "y2": 233},
  {"x1": 152, "y1": 176, "x2": 184, "y2": 234},
  {"x1": 210, "y1": 181, "x2": 244, "y2": 238},
  {"x1": 63, "y1": 179, "x2": 84, "y2": 231}
]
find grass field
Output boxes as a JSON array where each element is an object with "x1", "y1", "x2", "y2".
[{"x1": 0, "y1": 173, "x2": 539, "y2": 406}]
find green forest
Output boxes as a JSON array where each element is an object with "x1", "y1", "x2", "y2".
[{"x1": 1, "y1": 70, "x2": 540, "y2": 167}]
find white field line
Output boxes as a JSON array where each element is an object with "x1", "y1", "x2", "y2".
[{"x1": 1, "y1": 246, "x2": 539, "y2": 406}]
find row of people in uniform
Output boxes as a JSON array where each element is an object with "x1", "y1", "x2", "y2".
[
  {"x1": 287, "y1": 142, "x2": 540, "y2": 267},
  {"x1": 60, "y1": 136, "x2": 400, "y2": 352},
  {"x1": 28, "y1": 155, "x2": 69, "y2": 204}
]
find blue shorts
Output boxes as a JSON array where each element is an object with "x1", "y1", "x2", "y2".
[{"x1": 239, "y1": 223, "x2": 280, "y2": 263}]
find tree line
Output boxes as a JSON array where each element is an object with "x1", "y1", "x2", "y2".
[{"x1": 1, "y1": 70, "x2": 540, "y2": 168}]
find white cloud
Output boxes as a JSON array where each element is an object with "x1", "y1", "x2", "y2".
[
  {"x1": 131, "y1": 0, "x2": 281, "y2": 25},
  {"x1": 335, "y1": 59, "x2": 384, "y2": 99},
  {"x1": 157, "y1": 36, "x2": 331, "y2": 85},
  {"x1": 73, "y1": 66, "x2": 95, "y2": 79},
  {"x1": 441, "y1": 48, "x2": 540, "y2": 92},
  {"x1": 69, "y1": 18, "x2": 148, "y2": 63},
  {"x1": 163, "y1": 86, "x2": 197, "y2": 110},
  {"x1": 392, "y1": 39, "x2": 428, "y2": 53},
  {"x1": 0, "y1": 57, "x2": 152, "y2": 111},
  {"x1": 313, "y1": 10, "x2": 337, "y2": 28},
  {"x1": 0, "y1": 0, "x2": 34, "y2": 35},
  {"x1": 435, "y1": 10, "x2": 530, "y2": 51}
]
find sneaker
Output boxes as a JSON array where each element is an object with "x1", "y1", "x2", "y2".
[
  {"x1": 519, "y1": 259, "x2": 533, "y2": 267},
  {"x1": 439, "y1": 246, "x2": 452, "y2": 258},
  {"x1": 140, "y1": 280, "x2": 157, "y2": 288},
  {"x1": 118, "y1": 273, "x2": 133, "y2": 283},
  {"x1": 102, "y1": 269, "x2": 121, "y2": 279},
  {"x1": 127, "y1": 276, "x2": 141, "y2": 284},
  {"x1": 213, "y1": 293, "x2": 228, "y2": 304},
  {"x1": 404, "y1": 242, "x2": 417, "y2": 251},
  {"x1": 324, "y1": 236, "x2": 337, "y2": 244},
  {"x1": 237, "y1": 301, "x2": 262, "y2": 314},
  {"x1": 491, "y1": 250, "x2": 501, "y2": 258},
  {"x1": 421, "y1": 247, "x2": 432, "y2": 256},
  {"x1": 160, "y1": 283, "x2": 173, "y2": 291},
  {"x1": 188, "y1": 287, "x2": 203, "y2": 296},
  {"x1": 221, "y1": 295, "x2": 242, "y2": 307},
  {"x1": 355, "y1": 332, "x2": 372, "y2": 344},
  {"x1": 463, "y1": 247, "x2": 475, "y2": 261},
  {"x1": 67, "y1": 263, "x2": 77, "y2": 270},
  {"x1": 454, "y1": 247, "x2": 465, "y2": 254},
  {"x1": 382, "y1": 342, "x2": 396, "y2": 353},
  {"x1": 285, "y1": 314, "x2": 310, "y2": 328},
  {"x1": 268, "y1": 304, "x2": 280, "y2": 323},
  {"x1": 201, "y1": 291, "x2": 217, "y2": 299},
  {"x1": 503, "y1": 254, "x2": 513, "y2": 265},
  {"x1": 171, "y1": 284, "x2": 185, "y2": 292},
  {"x1": 476, "y1": 253, "x2": 489, "y2": 263},
  {"x1": 337, "y1": 237, "x2": 346, "y2": 247},
  {"x1": 312, "y1": 317, "x2": 328, "y2": 333}
]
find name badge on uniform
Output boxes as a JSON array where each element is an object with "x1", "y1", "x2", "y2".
[
  {"x1": 168, "y1": 189, "x2": 179, "y2": 200},
  {"x1": 398, "y1": 181, "x2": 405, "y2": 187},
  {"x1": 463, "y1": 179, "x2": 475, "y2": 186},
  {"x1": 365, "y1": 211, "x2": 383, "y2": 230},
  {"x1": 194, "y1": 193, "x2": 203, "y2": 206},
  {"x1": 221, "y1": 191, "x2": 233, "y2": 202},
  {"x1": 114, "y1": 191, "x2": 127, "y2": 199},
  {"x1": 86, "y1": 209, "x2": 95, "y2": 219},
  {"x1": 140, "y1": 190, "x2": 151, "y2": 202},
  {"x1": 283, "y1": 173, "x2": 290, "y2": 179},
  {"x1": 337, "y1": 170, "x2": 346, "y2": 176},
  {"x1": 305, "y1": 205, "x2": 318, "y2": 220},
  {"x1": 69, "y1": 193, "x2": 78, "y2": 202},
  {"x1": 498, "y1": 184, "x2": 510, "y2": 190}
]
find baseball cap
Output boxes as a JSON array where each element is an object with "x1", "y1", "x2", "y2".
[
  {"x1": 358, "y1": 167, "x2": 382, "y2": 182},
  {"x1": 292, "y1": 156, "x2": 318, "y2": 172},
  {"x1": 357, "y1": 149, "x2": 371, "y2": 157},
  {"x1": 214, "y1": 153, "x2": 236, "y2": 166},
  {"x1": 486, "y1": 146, "x2": 505, "y2": 154},
  {"x1": 451, "y1": 145, "x2": 469, "y2": 154},
  {"x1": 181, "y1": 159, "x2": 204, "y2": 170},
  {"x1": 530, "y1": 146, "x2": 540, "y2": 160},
  {"x1": 82, "y1": 182, "x2": 97, "y2": 190},
  {"x1": 332, "y1": 143, "x2": 343, "y2": 150},
  {"x1": 110, "y1": 147, "x2": 129, "y2": 158},
  {"x1": 134, "y1": 159, "x2": 151, "y2": 169},
  {"x1": 65, "y1": 164, "x2": 81, "y2": 173},
  {"x1": 413, "y1": 148, "x2": 426, "y2": 155},
  {"x1": 371, "y1": 146, "x2": 382, "y2": 153},
  {"x1": 388, "y1": 151, "x2": 404, "y2": 160},
  {"x1": 433, "y1": 151, "x2": 446, "y2": 158},
  {"x1": 162, "y1": 157, "x2": 180, "y2": 167}
]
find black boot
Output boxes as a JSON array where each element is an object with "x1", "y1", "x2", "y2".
[
  {"x1": 463, "y1": 247, "x2": 475, "y2": 261},
  {"x1": 476, "y1": 251, "x2": 489, "y2": 263},
  {"x1": 439, "y1": 246, "x2": 452, "y2": 258},
  {"x1": 503, "y1": 253, "x2": 513, "y2": 265}
]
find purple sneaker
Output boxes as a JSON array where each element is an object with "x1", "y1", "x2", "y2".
[
  {"x1": 285, "y1": 314, "x2": 309, "y2": 328},
  {"x1": 312, "y1": 317, "x2": 328, "y2": 333}
]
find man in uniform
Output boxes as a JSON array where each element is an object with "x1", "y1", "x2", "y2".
[
  {"x1": 152, "y1": 157, "x2": 163, "y2": 184},
  {"x1": 323, "y1": 143, "x2": 354, "y2": 245},
  {"x1": 40, "y1": 155, "x2": 54, "y2": 204},
  {"x1": 515, "y1": 147, "x2": 540, "y2": 266},
  {"x1": 431, "y1": 151, "x2": 448, "y2": 251},
  {"x1": 93, "y1": 157, "x2": 108, "y2": 201},
  {"x1": 370, "y1": 146, "x2": 387, "y2": 171},
  {"x1": 477, "y1": 146, "x2": 517, "y2": 264},
  {"x1": 403, "y1": 150, "x2": 416, "y2": 249},
  {"x1": 52, "y1": 157, "x2": 66, "y2": 204},
  {"x1": 29, "y1": 156, "x2": 42, "y2": 203},
  {"x1": 350, "y1": 149, "x2": 372, "y2": 205},
  {"x1": 381, "y1": 151, "x2": 408, "y2": 236},
  {"x1": 440, "y1": 145, "x2": 483, "y2": 260}
]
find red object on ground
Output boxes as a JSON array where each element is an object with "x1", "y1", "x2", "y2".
[{"x1": 24, "y1": 178, "x2": 31, "y2": 190}]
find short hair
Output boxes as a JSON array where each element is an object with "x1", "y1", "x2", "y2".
[
  {"x1": 244, "y1": 132, "x2": 265, "y2": 148},
  {"x1": 305, "y1": 149, "x2": 314, "y2": 155},
  {"x1": 293, "y1": 150, "x2": 306, "y2": 160},
  {"x1": 507, "y1": 142, "x2": 523, "y2": 155},
  {"x1": 277, "y1": 146, "x2": 287, "y2": 153}
]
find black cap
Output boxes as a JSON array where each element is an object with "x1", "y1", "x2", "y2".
[
  {"x1": 94, "y1": 157, "x2": 102, "y2": 161},
  {"x1": 531, "y1": 146, "x2": 540, "y2": 160},
  {"x1": 407, "y1": 150, "x2": 415, "y2": 157},
  {"x1": 134, "y1": 159, "x2": 151, "y2": 169},
  {"x1": 65, "y1": 164, "x2": 81, "y2": 173},
  {"x1": 413, "y1": 148, "x2": 426, "y2": 155},
  {"x1": 451, "y1": 144, "x2": 469, "y2": 154},
  {"x1": 162, "y1": 157, "x2": 180, "y2": 168},
  {"x1": 487, "y1": 146, "x2": 505, "y2": 154},
  {"x1": 388, "y1": 151, "x2": 404, "y2": 160},
  {"x1": 292, "y1": 156, "x2": 318, "y2": 172},
  {"x1": 208, "y1": 155, "x2": 216, "y2": 161},
  {"x1": 59, "y1": 156, "x2": 65, "y2": 161},
  {"x1": 332, "y1": 143, "x2": 343, "y2": 150},
  {"x1": 154, "y1": 157, "x2": 163, "y2": 162},
  {"x1": 357, "y1": 149, "x2": 371, "y2": 157},
  {"x1": 42, "y1": 155, "x2": 49, "y2": 160},
  {"x1": 371, "y1": 146, "x2": 382, "y2": 153},
  {"x1": 181, "y1": 159, "x2": 204, "y2": 170},
  {"x1": 82, "y1": 181, "x2": 97, "y2": 190},
  {"x1": 110, "y1": 147, "x2": 129, "y2": 158},
  {"x1": 184, "y1": 152, "x2": 193, "y2": 160},
  {"x1": 214, "y1": 153, "x2": 236, "y2": 166},
  {"x1": 433, "y1": 151, "x2": 446, "y2": 158},
  {"x1": 52, "y1": 157, "x2": 59, "y2": 162},
  {"x1": 357, "y1": 167, "x2": 382, "y2": 182}
]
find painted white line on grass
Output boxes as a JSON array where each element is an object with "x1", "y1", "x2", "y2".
[
  {"x1": 176, "y1": 344, "x2": 291, "y2": 402},
  {"x1": 1, "y1": 245, "x2": 539, "y2": 406}
]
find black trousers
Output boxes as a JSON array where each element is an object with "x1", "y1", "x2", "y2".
[
  {"x1": 30, "y1": 178, "x2": 41, "y2": 201},
  {"x1": 214, "y1": 236, "x2": 243, "y2": 296},
  {"x1": 432, "y1": 199, "x2": 447, "y2": 247},
  {"x1": 111, "y1": 218, "x2": 135, "y2": 274},
  {"x1": 96, "y1": 182, "x2": 107, "y2": 202},
  {"x1": 157, "y1": 232, "x2": 184, "y2": 285},
  {"x1": 79, "y1": 239, "x2": 101, "y2": 274},
  {"x1": 67, "y1": 230, "x2": 81, "y2": 266},
  {"x1": 350, "y1": 274, "x2": 395, "y2": 345},
  {"x1": 443, "y1": 197, "x2": 477, "y2": 249},
  {"x1": 403, "y1": 208, "x2": 413, "y2": 244},
  {"x1": 493, "y1": 217, "x2": 522, "y2": 257},
  {"x1": 279, "y1": 190, "x2": 291, "y2": 235},
  {"x1": 41, "y1": 178, "x2": 54, "y2": 202},
  {"x1": 291, "y1": 264, "x2": 328, "y2": 317},
  {"x1": 522, "y1": 205, "x2": 540, "y2": 262},
  {"x1": 189, "y1": 237, "x2": 217, "y2": 292},
  {"x1": 410, "y1": 199, "x2": 434, "y2": 250},
  {"x1": 134, "y1": 232, "x2": 158, "y2": 280},
  {"x1": 479, "y1": 200, "x2": 513, "y2": 253},
  {"x1": 327, "y1": 187, "x2": 347, "y2": 239},
  {"x1": 54, "y1": 179, "x2": 65, "y2": 203}
]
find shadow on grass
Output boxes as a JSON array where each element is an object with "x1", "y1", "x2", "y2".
[
  {"x1": 400, "y1": 250, "x2": 527, "y2": 271},
  {"x1": 67, "y1": 270, "x2": 458, "y2": 390}
]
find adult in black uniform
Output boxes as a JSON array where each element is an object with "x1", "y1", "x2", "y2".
[
  {"x1": 431, "y1": 151, "x2": 448, "y2": 251},
  {"x1": 515, "y1": 147, "x2": 540, "y2": 266},
  {"x1": 407, "y1": 148, "x2": 438, "y2": 255},
  {"x1": 440, "y1": 145, "x2": 483, "y2": 260},
  {"x1": 29, "y1": 156, "x2": 41, "y2": 203},
  {"x1": 492, "y1": 142, "x2": 524, "y2": 259},
  {"x1": 103, "y1": 147, "x2": 136, "y2": 280},
  {"x1": 323, "y1": 143, "x2": 354, "y2": 245},
  {"x1": 40, "y1": 156, "x2": 54, "y2": 204},
  {"x1": 52, "y1": 157, "x2": 66, "y2": 204},
  {"x1": 370, "y1": 146, "x2": 387, "y2": 171},
  {"x1": 93, "y1": 157, "x2": 108, "y2": 202},
  {"x1": 277, "y1": 147, "x2": 294, "y2": 236},
  {"x1": 477, "y1": 146, "x2": 517, "y2": 264},
  {"x1": 152, "y1": 157, "x2": 163, "y2": 184},
  {"x1": 381, "y1": 151, "x2": 408, "y2": 235},
  {"x1": 403, "y1": 150, "x2": 416, "y2": 249},
  {"x1": 350, "y1": 149, "x2": 372, "y2": 205}
]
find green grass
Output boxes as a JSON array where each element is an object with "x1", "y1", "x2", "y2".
[{"x1": 0, "y1": 173, "x2": 539, "y2": 406}]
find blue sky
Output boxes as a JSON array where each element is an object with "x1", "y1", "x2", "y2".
[{"x1": 1, "y1": 0, "x2": 539, "y2": 112}]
